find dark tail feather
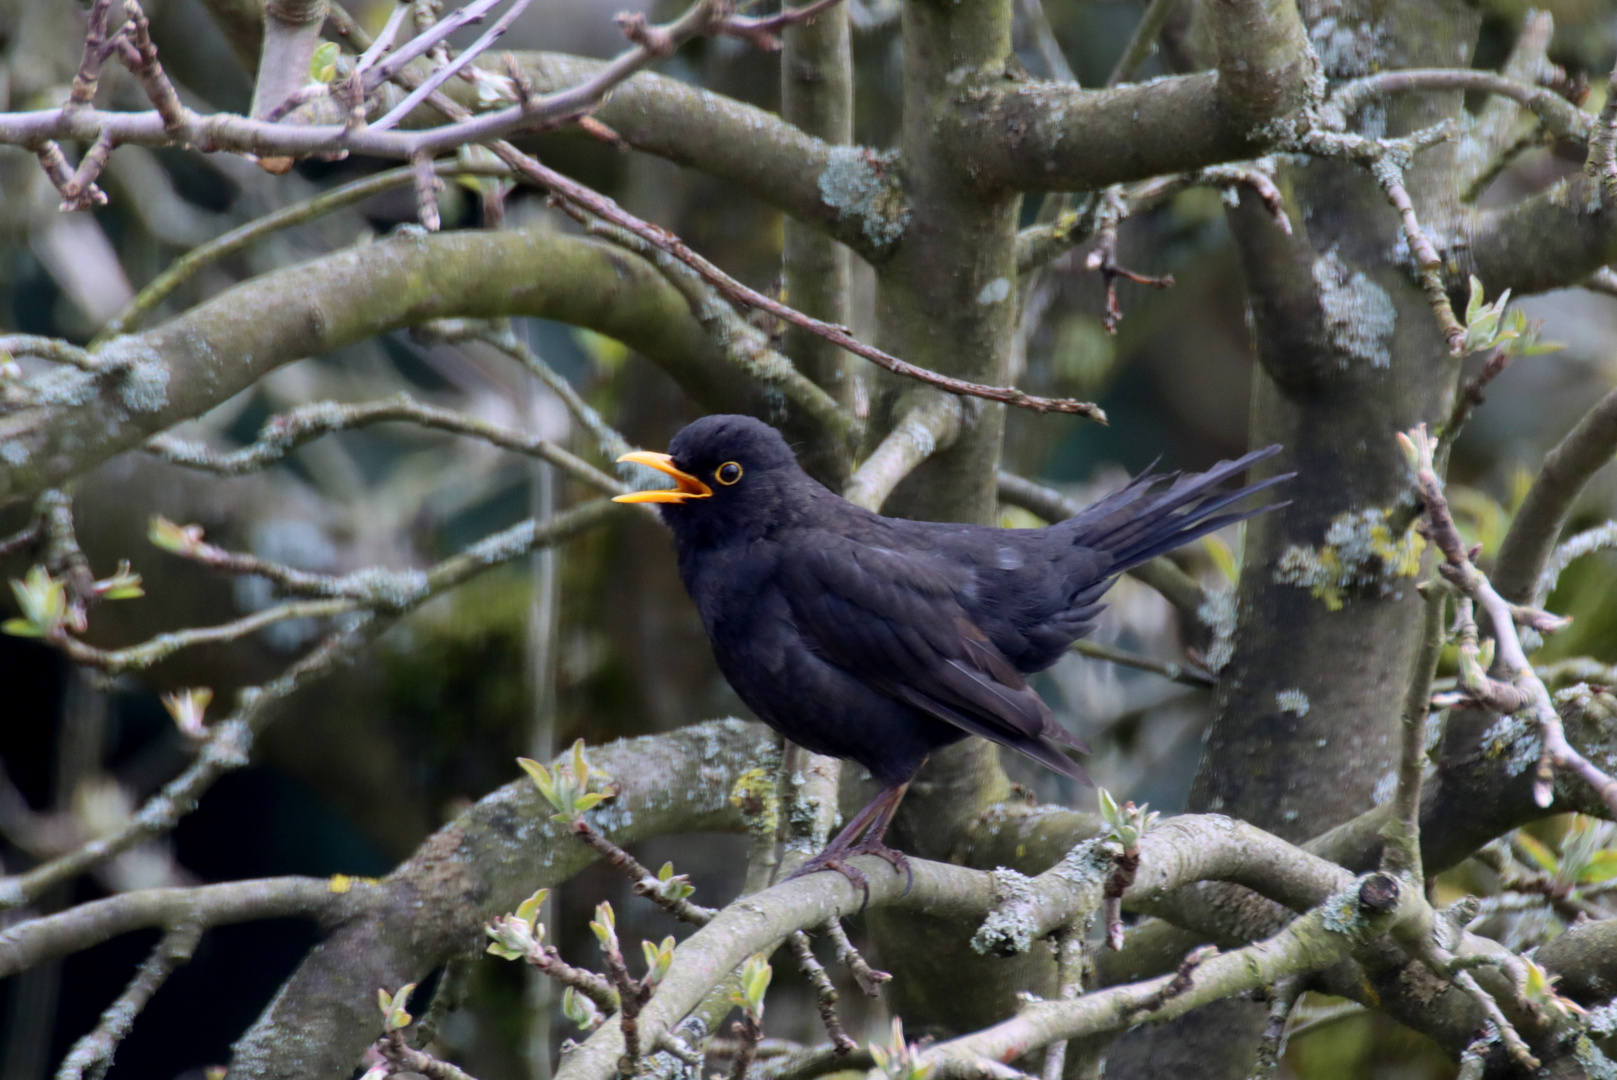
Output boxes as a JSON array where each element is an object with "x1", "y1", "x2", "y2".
[{"x1": 1067, "y1": 445, "x2": 1291, "y2": 573}]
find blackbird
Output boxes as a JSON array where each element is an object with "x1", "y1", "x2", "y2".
[{"x1": 615, "y1": 415, "x2": 1286, "y2": 887}]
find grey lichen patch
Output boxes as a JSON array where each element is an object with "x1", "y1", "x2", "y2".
[
  {"x1": 1276, "y1": 689, "x2": 1310, "y2": 717},
  {"x1": 1312, "y1": 247, "x2": 1396, "y2": 368},
  {"x1": 1480, "y1": 712, "x2": 1542, "y2": 776},
  {"x1": 1050, "y1": 836, "x2": 1114, "y2": 889},
  {"x1": 31, "y1": 366, "x2": 99, "y2": 407},
  {"x1": 976, "y1": 277, "x2": 1012, "y2": 305},
  {"x1": 98, "y1": 338, "x2": 172, "y2": 413},
  {"x1": 1587, "y1": 1001, "x2": 1617, "y2": 1039},
  {"x1": 1574, "y1": 1036, "x2": 1617, "y2": 1080},
  {"x1": 1371, "y1": 770, "x2": 1397, "y2": 806},
  {"x1": 1198, "y1": 587, "x2": 1238, "y2": 674},
  {"x1": 1274, "y1": 507, "x2": 1425, "y2": 610},
  {"x1": 0, "y1": 440, "x2": 28, "y2": 465},
  {"x1": 971, "y1": 866, "x2": 1039, "y2": 956},
  {"x1": 334, "y1": 567, "x2": 429, "y2": 610},
  {"x1": 1319, "y1": 884, "x2": 1364, "y2": 936},
  {"x1": 817, "y1": 147, "x2": 909, "y2": 250}
]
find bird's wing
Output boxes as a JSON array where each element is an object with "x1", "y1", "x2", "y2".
[{"x1": 781, "y1": 533, "x2": 1090, "y2": 779}]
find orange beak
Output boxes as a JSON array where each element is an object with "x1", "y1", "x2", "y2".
[{"x1": 612, "y1": 451, "x2": 713, "y2": 504}]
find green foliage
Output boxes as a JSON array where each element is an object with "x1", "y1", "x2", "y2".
[
  {"x1": 309, "y1": 41, "x2": 340, "y2": 85},
  {"x1": 484, "y1": 888, "x2": 549, "y2": 961},
  {"x1": 518, "y1": 738, "x2": 611, "y2": 822},
  {"x1": 161, "y1": 687, "x2": 213, "y2": 739},
  {"x1": 652, "y1": 861, "x2": 696, "y2": 905},
  {"x1": 869, "y1": 1017, "x2": 932, "y2": 1080},
  {"x1": 376, "y1": 983, "x2": 415, "y2": 1032},
  {"x1": 1460, "y1": 277, "x2": 1561, "y2": 357},
  {"x1": 1098, "y1": 788, "x2": 1158, "y2": 850},
  {"x1": 641, "y1": 935, "x2": 675, "y2": 987},
  {"x1": 4, "y1": 565, "x2": 67, "y2": 637},
  {"x1": 562, "y1": 986, "x2": 604, "y2": 1031},
  {"x1": 729, "y1": 953, "x2": 772, "y2": 1018},
  {"x1": 148, "y1": 514, "x2": 204, "y2": 554},
  {"x1": 589, "y1": 900, "x2": 617, "y2": 953}
]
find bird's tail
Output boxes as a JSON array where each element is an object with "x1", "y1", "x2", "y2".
[{"x1": 1063, "y1": 445, "x2": 1291, "y2": 573}]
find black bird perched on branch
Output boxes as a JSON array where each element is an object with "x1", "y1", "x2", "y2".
[{"x1": 615, "y1": 415, "x2": 1286, "y2": 888}]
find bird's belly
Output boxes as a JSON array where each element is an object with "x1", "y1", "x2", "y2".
[{"x1": 711, "y1": 629, "x2": 966, "y2": 785}]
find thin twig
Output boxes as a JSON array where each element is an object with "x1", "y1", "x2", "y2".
[
  {"x1": 1106, "y1": 0, "x2": 1178, "y2": 88},
  {"x1": 145, "y1": 394, "x2": 627, "y2": 500},
  {"x1": 789, "y1": 930, "x2": 857, "y2": 1054},
  {"x1": 371, "y1": 0, "x2": 540, "y2": 131},
  {"x1": 96, "y1": 160, "x2": 512, "y2": 341},
  {"x1": 823, "y1": 918, "x2": 889, "y2": 996},
  {"x1": 1330, "y1": 68, "x2": 1590, "y2": 143},
  {"x1": 54, "y1": 924, "x2": 201, "y2": 1080},
  {"x1": 569, "y1": 818, "x2": 717, "y2": 926},
  {"x1": 1072, "y1": 639, "x2": 1216, "y2": 689},
  {"x1": 1246, "y1": 977, "x2": 1302, "y2": 1080},
  {"x1": 1403, "y1": 425, "x2": 1617, "y2": 817},
  {"x1": 0, "y1": 503, "x2": 614, "y2": 909},
  {"x1": 0, "y1": 335, "x2": 101, "y2": 372}
]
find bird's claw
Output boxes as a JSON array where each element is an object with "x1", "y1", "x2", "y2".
[
  {"x1": 849, "y1": 839, "x2": 913, "y2": 896},
  {"x1": 788, "y1": 852, "x2": 872, "y2": 909}
]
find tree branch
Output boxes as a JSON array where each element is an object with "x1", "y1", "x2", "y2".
[
  {"x1": 1492, "y1": 386, "x2": 1617, "y2": 604},
  {"x1": 0, "y1": 876, "x2": 353, "y2": 977},
  {"x1": 228, "y1": 719, "x2": 780, "y2": 1080},
  {"x1": 0, "y1": 228, "x2": 806, "y2": 508},
  {"x1": 953, "y1": 0, "x2": 1313, "y2": 192}
]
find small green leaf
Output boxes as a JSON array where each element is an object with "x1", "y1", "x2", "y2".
[
  {"x1": 571, "y1": 738, "x2": 590, "y2": 787},
  {"x1": 1515, "y1": 831, "x2": 1559, "y2": 873},
  {"x1": 148, "y1": 515, "x2": 204, "y2": 554},
  {"x1": 309, "y1": 41, "x2": 340, "y2": 84},
  {"x1": 1465, "y1": 276, "x2": 1485, "y2": 325},
  {"x1": 384, "y1": 982, "x2": 415, "y2": 1031},
  {"x1": 517, "y1": 756, "x2": 560, "y2": 809},
  {"x1": 2, "y1": 618, "x2": 43, "y2": 637},
  {"x1": 590, "y1": 901, "x2": 617, "y2": 950},
  {"x1": 1577, "y1": 850, "x2": 1617, "y2": 884},
  {"x1": 515, "y1": 888, "x2": 549, "y2": 925}
]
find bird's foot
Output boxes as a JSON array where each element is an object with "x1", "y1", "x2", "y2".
[
  {"x1": 787, "y1": 850, "x2": 871, "y2": 908},
  {"x1": 848, "y1": 837, "x2": 913, "y2": 895}
]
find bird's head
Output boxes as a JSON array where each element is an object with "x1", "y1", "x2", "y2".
[{"x1": 612, "y1": 415, "x2": 808, "y2": 545}]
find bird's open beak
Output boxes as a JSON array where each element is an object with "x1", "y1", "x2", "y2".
[{"x1": 612, "y1": 451, "x2": 713, "y2": 504}]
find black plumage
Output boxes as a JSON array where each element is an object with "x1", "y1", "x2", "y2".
[{"x1": 616, "y1": 415, "x2": 1287, "y2": 886}]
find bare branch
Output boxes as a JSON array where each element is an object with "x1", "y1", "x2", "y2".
[
  {"x1": 55, "y1": 925, "x2": 201, "y2": 1080},
  {"x1": 0, "y1": 877, "x2": 352, "y2": 977},
  {"x1": 1329, "y1": 68, "x2": 1590, "y2": 144},
  {"x1": 841, "y1": 393, "x2": 964, "y2": 512},
  {"x1": 146, "y1": 394, "x2": 626, "y2": 498},
  {"x1": 0, "y1": 501, "x2": 614, "y2": 907}
]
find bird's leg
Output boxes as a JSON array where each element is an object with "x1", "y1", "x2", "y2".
[
  {"x1": 786, "y1": 780, "x2": 915, "y2": 902},
  {"x1": 844, "y1": 780, "x2": 913, "y2": 893}
]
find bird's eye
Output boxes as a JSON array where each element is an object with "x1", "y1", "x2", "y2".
[{"x1": 716, "y1": 462, "x2": 743, "y2": 486}]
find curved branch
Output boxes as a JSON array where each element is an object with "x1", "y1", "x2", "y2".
[
  {"x1": 0, "y1": 877, "x2": 352, "y2": 978},
  {"x1": 0, "y1": 227, "x2": 801, "y2": 507},
  {"x1": 953, "y1": 0, "x2": 1313, "y2": 191},
  {"x1": 1492, "y1": 386, "x2": 1617, "y2": 604},
  {"x1": 842, "y1": 392, "x2": 963, "y2": 511},
  {"x1": 228, "y1": 719, "x2": 779, "y2": 1080}
]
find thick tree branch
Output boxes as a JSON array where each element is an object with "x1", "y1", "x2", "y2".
[
  {"x1": 951, "y1": 0, "x2": 1313, "y2": 192},
  {"x1": 228, "y1": 719, "x2": 779, "y2": 1080},
  {"x1": 0, "y1": 228, "x2": 804, "y2": 507}
]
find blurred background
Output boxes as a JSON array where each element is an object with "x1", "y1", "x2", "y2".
[{"x1": 3, "y1": 0, "x2": 1617, "y2": 1077}]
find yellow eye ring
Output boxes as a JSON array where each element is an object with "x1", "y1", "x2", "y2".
[{"x1": 716, "y1": 462, "x2": 743, "y2": 486}]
